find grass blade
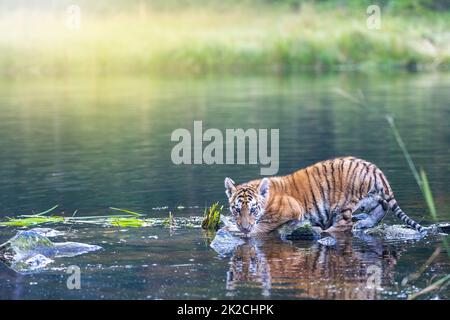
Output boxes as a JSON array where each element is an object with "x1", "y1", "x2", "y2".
[
  {"x1": 19, "y1": 204, "x2": 59, "y2": 217},
  {"x1": 386, "y1": 116, "x2": 423, "y2": 191},
  {"x1": 109, "y1": 207, "x2": 143, "y2": 217},
  {"x1": 420, "y1": 169, "x2": 437, "y2": 221},
  {"x1": 408, "y1": 274, "x2": 450, "y2": 300}
]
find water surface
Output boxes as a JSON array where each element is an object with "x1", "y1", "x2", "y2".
[{"x1": 0, "y1": 73, "x2": 449, "y2": 299}]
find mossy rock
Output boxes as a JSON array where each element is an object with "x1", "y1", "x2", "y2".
[{"x1": 277, "y1": 220, "x2": 321, "y2": 240}]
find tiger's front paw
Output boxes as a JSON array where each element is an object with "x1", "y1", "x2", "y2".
[
  {"x1": 352, "y1": 213, "x2": 370, "y2": 222},
  {"x1": 352, "y1": 218, "x2": 377, "y2": 231}
]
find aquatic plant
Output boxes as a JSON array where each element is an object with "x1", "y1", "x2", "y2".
[
  {"x1": 0, "y1": 205, "x2": 205, "y2": 229},
  {"x1": 108, "y1": 217, "x2": 147, "y2": 227},
  {"x1": 385, "y1": 117, "x2": 450, "y2": 298},
  {"x1": 408, "y1": 274, "x2": 450, "y2": 300},
  {"x1": 108, "y1": 207, "x2": 143, "y2": 217},
  {"x1": 334, "y1": 89, "x2": 442, "y2": 225},
  {"x1": 201, "y1": 202, "x2": 223, "y2": 231},
  {"x1": 0, "y1": 205, "x2": 64, "y2": 227},
  {"x1": 162, "y1": 211, "x2": 176, "y2": 228},
  {"x1": 334, "y1": 87, "x2": 450, "y2": 299}
]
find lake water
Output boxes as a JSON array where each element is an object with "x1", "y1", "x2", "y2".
[{"x1": 0, "y1": 73, "x2": 449, "y2": 299}]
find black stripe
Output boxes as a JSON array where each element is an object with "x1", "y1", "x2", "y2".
[
  {"x1": 339, "y1": 160, "x2": 345, "y2": 187},
  {"x1": 346, "y1": 161, "x2": 354, "y2": 182},
  {"x1": 305, "y1": 168, "x2": 321, "y2": 218},
  {"x1": 314, "y1": 166, "x2": 329, "y2": 223},
  {"x1": 379, "y1": 172, "x2": 389, "y2": 194},
  {"x1": 348, "y1": 162, "x2": 361, "y2": 197},
  {"x1": 341, "y1": 162, "x2": 352, "y2": 205},
  {"x1": 330, "y1": 161, "x2": 336, "y2": 203},
  {"x1": 286, "y1": 197, "x2": 295, "y2": 213},
  {"x1": 322, "y1": 163, "x2": 331, "y2": 194},
  {"x1": 359, "y1": 163, "x2": 370, "y2": 196},
  {"x1": 367, "y1": 175, "x2": 373, "y2": 193},
  {"x1": 368, "y1": 203, "x2": 381, "y2": 214},
  {"x1": 372, "y1": 165, "x2": 378, "y2": 189},
  {"x1": 290, "y1": 175, "x2": 301, "y2": 197}
]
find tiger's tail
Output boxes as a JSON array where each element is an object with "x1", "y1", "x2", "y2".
[{"x1": 388, "y1": 198, "x2": 426, "y2": 233}]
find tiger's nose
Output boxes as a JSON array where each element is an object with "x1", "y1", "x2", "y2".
[{"x1": 240, "y1": 226, "x2": 252, "y2": 234}]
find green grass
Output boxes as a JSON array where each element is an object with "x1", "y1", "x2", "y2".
[
  {"x1": 386, "y1": 116, "x2": 442, "y2": 224},
  {"x1": 0, "y1": 205, "x2": 64, "y2": 227},
  {"x1": 1, "y1": 3, "x2": 449, "y2": 77},
  {"x1": 0, "y1": 206, "x2": 202, "y2": 228},
  {"x1": 162, "y1": 211, "x2": 176, "y2": 227},
  {"x1": 0, "y1": 216, "x2": 65, "y2": 227},
  {"x1": 335, "y1": 86, "x2": 450, "y2": 299},
  {"x1": 201, "y1": 202, "x2": 223, "y2": 231},
  {"x1": 335, "y1": 91, "x2": 443, "y2": 225},
  {"x1": 108, "y1": 207, "x2": 143, "y2": 217},
  {"x1": 408, "y1": 274, "x2": 450, "y2": 300}
]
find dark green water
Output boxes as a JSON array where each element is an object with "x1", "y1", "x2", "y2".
[{"x1": 0, "y1": 73, "x2": 449, "y2": 299}]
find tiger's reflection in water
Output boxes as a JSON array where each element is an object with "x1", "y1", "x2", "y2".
[{"x1": 225, "y1": 235, "x2": 401, "y2": 299}]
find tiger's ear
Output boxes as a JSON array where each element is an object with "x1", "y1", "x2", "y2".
[
  {"x1": 224, "y1": 177, "x2": 236, "y2": 199},
  {"x1": 258, "y1": 178, "x2": 270, "y2": 199}
]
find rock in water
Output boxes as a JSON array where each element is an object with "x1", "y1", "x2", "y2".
[
  {"x1": 436, "y1": 223, "x2": 450, "y2": 234},
  {"x1": 317, "y1": 236, "x2": 337, "y2": 246},
  {"x1": 277, "y1": 220, "x2": 321, "y2": 240},
  {"x1": 13, "y1": 254, "x2": 54, "y2": 273},
  {"x1": 361, "y1": 224, "x2": 423, "y2": 240},
  {"x1": 30, "y1": 228, "x2": 65, "y2": 238},
  {"x1": 0, "y1": 229, "x2": 102, "y2": 274},
  {"x1": 210, "y1": 228, "x2": 245, "y2": 256}
]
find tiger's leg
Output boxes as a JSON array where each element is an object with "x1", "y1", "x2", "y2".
[
  {"x1": 323, "y1": 208, "x2": 353, "y2": 233},
  {"x1": 352, "y1": 194, "x2": 389, "y2": 230}
]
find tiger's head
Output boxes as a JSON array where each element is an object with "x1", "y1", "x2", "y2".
[{"x1": 224, "y1": 177, "x2": 270, "y2": 235}]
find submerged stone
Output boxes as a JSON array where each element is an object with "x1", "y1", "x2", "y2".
[
  {"x1": 29, "y1": 228, "x2": 65, "y2": 238},
  {"x1": 13, "y1": 254, "x2": 54, "y2": 273},
  {"x1": 0, "y1": 229, "x2": 101, "y2": 274},
  {"x1": 436, "y1": 223, "x2": 450, "y2": 234},
  {"x1": 277, "y1": 220, "x2": 321, "y2": 240},
  {"x1": 317, "y1": 236, "x2": 337, "y2": 246},
  {"x1": 360, "y1": 224, "x2": 423, "y2": 240},
  {"x1": 210, "y1": 228, "x2": 245, "y2": 256}
]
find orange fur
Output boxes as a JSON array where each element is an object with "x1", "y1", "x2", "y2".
[{"x1": 226, "y1": 157, "x2": 397, "y2": 235}]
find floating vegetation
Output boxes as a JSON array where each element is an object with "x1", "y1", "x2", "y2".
[
  {"x1": 0, "y1": 216, "x2": 65, "y2": 227},
  {"x1": 201, "y1": 202, "x2": 223, "y2": 231},
  {"x1": 335, "y1": 87, "x2": 450, "y2": 299},
  {"x1": 108, "y1": 217, "x2": 147, "y2": 228},
  {"x1": 408, "y1": 274, "x2": 450, "y2": 300},
  {"x1": 108, "y1": 207, "x2": 143, "y2": 217},
  {"x1": 0, "y1": 205, "x2": 64, "y2": 227},
  {"x1": 0, "y1": 205, "x2": 204, "y2": 229},
  {"x1": 163, "y1": 212, "x2": 176, "y2": 228}
]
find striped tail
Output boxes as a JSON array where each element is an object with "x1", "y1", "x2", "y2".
[{"x1": 389, "y1": 199, "x2": 425, "y2": 233}]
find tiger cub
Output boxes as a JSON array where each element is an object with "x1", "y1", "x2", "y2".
[{"x1": 224, "y1": 156, "x2": 425, "y2": 236}]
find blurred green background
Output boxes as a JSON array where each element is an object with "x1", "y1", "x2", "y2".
[
  {"x1": 0, "y1": 0, "x2": 449, "y2": 77},
  {"x1": 1, "y1": 1, "x2": 449, "y2": 300}
]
